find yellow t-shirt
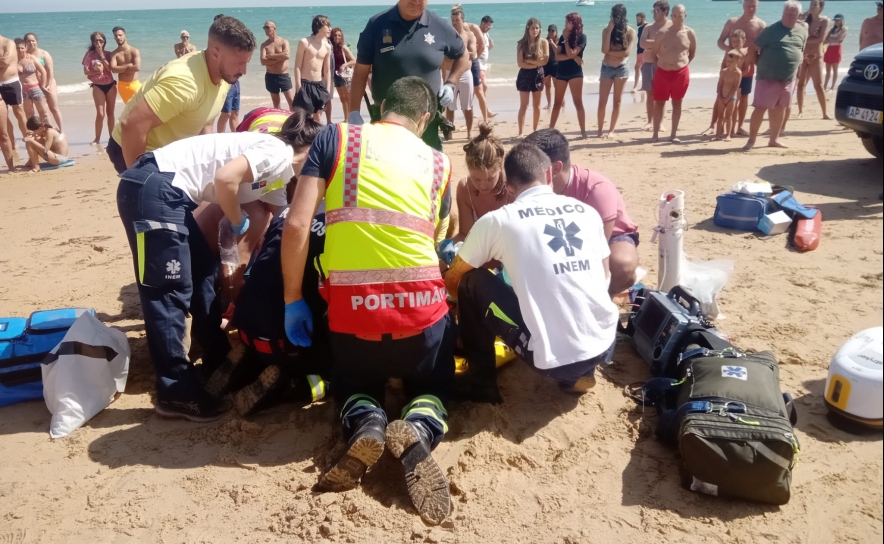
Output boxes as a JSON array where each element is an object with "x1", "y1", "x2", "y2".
[{"x1": 112, "y1": 51, "x2": 229, "y2": 151}]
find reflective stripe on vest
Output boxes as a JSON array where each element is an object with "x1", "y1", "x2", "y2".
[{"x1": 319, "y1": 122, "x2": 451, "y2": 335}]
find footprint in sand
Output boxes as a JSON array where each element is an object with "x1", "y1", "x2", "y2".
[{"x1": 0, "y1": 529, "x2": 27, "y2": 544}]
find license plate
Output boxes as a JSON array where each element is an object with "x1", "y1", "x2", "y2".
[{"x1": 847, "y1": 106, "x2": 884, "y2": 124}]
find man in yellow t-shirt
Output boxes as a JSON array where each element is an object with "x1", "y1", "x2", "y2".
[{"x1": 107, "y1": 16, "x2": 256, "y2": 173}]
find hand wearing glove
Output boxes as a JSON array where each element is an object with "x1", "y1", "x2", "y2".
[
  {"x1": 348, "y1": 110, "x2": 364, "y2": 126},
  {"x1": 438, "y1": 83, "x2": 456, "y2": 109},
  {"x1": 284, "y1": 300, "x2": 314, "y2": 347},
  {"x1": 437, "y1": 238, "x2": 457, "y2": 265}
]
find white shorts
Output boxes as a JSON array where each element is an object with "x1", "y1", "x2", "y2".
[{"x1": 448, "y1": 72, "x2": 474, "y2": 112}]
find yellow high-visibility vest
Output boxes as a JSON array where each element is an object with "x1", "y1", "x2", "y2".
[
  {"x1": 236, "y1": 107, "x2": 291, "y2": 134},
  {"x1": 318, "y1": 122, "x2": 452, "y2": 335}
]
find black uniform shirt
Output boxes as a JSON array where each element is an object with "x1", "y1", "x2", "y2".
[{"x1": 356, "y1": 5, "x2": 465, "y2": 102}]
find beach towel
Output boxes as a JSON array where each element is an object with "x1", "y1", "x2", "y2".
[{"x1": 40, "y1": 160, "x2": 75, "y2": 171}]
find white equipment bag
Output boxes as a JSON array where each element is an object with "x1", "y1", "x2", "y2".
[{"x1": 41, "y1": 312, "x2": 130, "y2": 438}]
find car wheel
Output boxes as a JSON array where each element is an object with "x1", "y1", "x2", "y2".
[{"x1": 861, "y1": 135, "x2": 883, "y2": 159}]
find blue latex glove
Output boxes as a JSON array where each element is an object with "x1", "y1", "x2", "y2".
[
  {"x1": 437, "y1": 238, "x2": 456, "y2": 265},
  {"x1": 231, "y1": 216, "x2": 250, "y2": 236},
  {"x1": 348, "y1": 110, "x2": 364, "y2": 126},
  {"x1": 438, "y1": 83, "x2": 455, "y2": 109},
  {"x1": 285, "y1": 300, "x2": 313, "y2": 347}
]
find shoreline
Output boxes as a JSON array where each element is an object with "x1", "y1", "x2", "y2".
[{"x1": 8, "y1": 72, "x2": 839, "y2": 161}]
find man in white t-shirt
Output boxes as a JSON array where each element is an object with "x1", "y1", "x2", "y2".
[
  {"x1": 444, "y1": 143, "x2": 619, "y2": 403},
  {"x1": 116, "y1": 123, "x2": 319, "y2": 422}
]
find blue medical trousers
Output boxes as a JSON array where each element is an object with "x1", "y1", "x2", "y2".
[{"x1": 116, "y1": 154, "x2": 230, "y2": 401}]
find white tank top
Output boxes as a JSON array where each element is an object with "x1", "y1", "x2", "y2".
[{"x1": 479, "y1": 33, "x2": 490, "y2": 69}]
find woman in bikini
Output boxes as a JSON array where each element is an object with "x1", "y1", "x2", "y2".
[
  {"x1": 331, "y1": 28, "x2": 356, "y2": 120},
  {"x1": 23, "y1": 116, "x2": 68, "y2": 172},
  {"x1": 15, "y1": 38, "x2": 51, "y2": 126},
  {"x1": 82, "y1": 31, "x2": 117, "y2": 146},
  {"x1": 452, "y1": 123, "x2": 511, "y2": 247},
  {"x1": 24, "y1": 33, "x2": 63, "y2": 132},
  {"x1": 598, "y1": 4, "x2": 636, "y2": 139},
  {"x1": 823, "y1": 14, "x2": 847, "y2": 92}
]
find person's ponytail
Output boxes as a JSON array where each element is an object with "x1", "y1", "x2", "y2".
[{"x1": 275, "y1": 107, "x2": 323, "y2": 149}]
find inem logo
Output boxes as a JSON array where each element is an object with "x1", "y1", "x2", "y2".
[{"x1": 544, "y1": 219, "x2": 582, "y2": 257}]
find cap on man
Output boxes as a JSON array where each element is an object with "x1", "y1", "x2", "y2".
[
  {"x1": 282, "y1": 76, "x2": 455, "y2": 525},
  {"x1": 348, "y1": 0, "x2": 470, "y2": 150},
  {"x1": 444, "y1": 142, "x2": 619, "y2": 403},
  {"x1": 525, "y1": 128, "x2": 639, "y2": 295},
  {"x1": 108, "y1": 16, "x2": 256, "y2": 173}
]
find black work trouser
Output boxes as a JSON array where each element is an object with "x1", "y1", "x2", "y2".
[{"x1": 457, "y1": 269, "x2": 615, "y2": 390}]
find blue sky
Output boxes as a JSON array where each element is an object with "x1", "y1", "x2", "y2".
[{"x1": 2, "y1": 0, "x2": 570, "y2": 14}]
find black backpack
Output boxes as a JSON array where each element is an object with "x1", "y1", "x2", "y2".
[{"x1": 643, "y1": 331, "x2": 800, "y2": 505}]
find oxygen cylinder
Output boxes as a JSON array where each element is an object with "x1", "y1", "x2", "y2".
[
  {"x1": 655, "y1": 190, "x2": 686, "y2": 293},
  {"x1": 794, "y1": 206, "x2": 821, "y2": 252}
]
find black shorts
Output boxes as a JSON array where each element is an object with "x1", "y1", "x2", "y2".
[
  {"x1": 0, "y1": 79, "x2": 24, "y2": 106},
  {"x1": 471, "y1": 59, "x2": 482, "y2": 87},
  {"x1": 293, "y1": 80, "x2": 330, "y2": 114},
  {"x1": 333, "y1": 74, "x2": 347, "y2": 89},
  {"x1": 265, "y1": 72, "x2": 293, "y2": 94}
]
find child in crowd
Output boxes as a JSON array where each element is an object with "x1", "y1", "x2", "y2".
[
  {"x1": 23, "y1": 116, "x2": 68, "y2": 172},
  {"x1": 715, "y1": 50, "x2": 744, "y2": 141},
  {"x1": 703, "y1": 29, "x2": 750, "y2": 138}
]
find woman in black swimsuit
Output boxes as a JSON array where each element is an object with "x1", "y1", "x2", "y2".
[
  {"x1": 550, "y1": 12, "x2": 588, "y2": 138},
  {"x1": 515, "y1": 18, "x2": 549, "y2": 137},
  {"x1": 81, "y1": 31, "x2": 117, "y2": 146}
]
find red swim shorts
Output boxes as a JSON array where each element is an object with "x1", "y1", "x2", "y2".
[{"x1": 653, "y1": 65, "x2": 690, "y2": 101}]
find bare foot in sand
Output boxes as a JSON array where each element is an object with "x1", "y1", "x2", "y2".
[
  {"x1": 670, "y1": 137, "x2": 682, "y2": 144},
  {"x1": 742, "y1": 138, "x2": 756, "y2": 151},
  {"x1": 700, "y1": 126, "x2": 716, "y2": 136},
  {"x1": 642, "y1": 122, "x2": 653, "y2": 132},
  {"x1": 768, "y1": 140, "x2": 788, "y2": 149},
  {"x1": 723, "y1": 136, "x2": 732, "y2": 142},
  {"x1": 823, "y1": 114, "x2": 832, "y2": 120},
  {"x1": 735, "y1": 128, "x2": 749, "y2": 137},
  {"x1": 488, "y1": 111, "x2": 498, "y2": 119}
]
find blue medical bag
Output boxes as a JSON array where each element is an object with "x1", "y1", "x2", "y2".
[
  {"x1": 1, "y1": 308, "x2": 94, "y2": 408},
  {"x1": 713, "y1": 192, "x2": 774, "y2": 232}
]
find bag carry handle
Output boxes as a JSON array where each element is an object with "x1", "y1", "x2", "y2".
[{"x1": 668, "y1": 285, "x2": 701, "y2": 317}]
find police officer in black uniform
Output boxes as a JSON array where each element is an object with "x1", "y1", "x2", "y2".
[{"x1": 348, "y1": 0, "x2": 471, "y2": 150}]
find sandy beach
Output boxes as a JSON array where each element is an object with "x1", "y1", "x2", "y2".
[{"x1": 0, "y1": 95, "x2": 882, "y2": 543}]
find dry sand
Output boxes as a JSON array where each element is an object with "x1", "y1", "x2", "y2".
[{"x1": 0, "y1": 97, "x2": 882, "y2": 544}]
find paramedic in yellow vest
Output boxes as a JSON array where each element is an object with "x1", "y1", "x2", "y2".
[{"x1": 281, "y1": 77, "x2": 455, "y2": 525}]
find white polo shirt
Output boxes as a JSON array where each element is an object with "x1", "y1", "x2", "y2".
[
  {"x1": 152, "y1": 132, "x2": 294, "y2": 207},
  {"x1": 458, "y1": 185, "x2": 619, "y2": 369}
]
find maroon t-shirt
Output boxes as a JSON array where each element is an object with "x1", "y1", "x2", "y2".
[{"x1": 563, "y1": 165, "x2": 638, "y2": 239}]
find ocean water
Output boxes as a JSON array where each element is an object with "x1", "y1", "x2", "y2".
[{"x1": 2, "y1": 0, "x2": 874, "y2": 106}]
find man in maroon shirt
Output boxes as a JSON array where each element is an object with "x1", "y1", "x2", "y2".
[{"x1": 526, "y1": 129, "x2": 639, "y2": 295}]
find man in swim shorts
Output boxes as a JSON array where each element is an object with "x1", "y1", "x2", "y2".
[
  {"x1": 639, "y1": 1, "x2": 671, "y2": 130},
  {"x1": 446, "y1": 6, "x2": 477, "y2": 139},
  {"x1": 293, "y1": 16, "x2": 333, "y2": 121},
  {"x1": 217, "y1": 80, "x2": 240, "y2": 133},
  {"x1": 261, "y1": 20, "x2": 295, "y2": 110},
  {"x1": 1, "y1": 32, "x2": 27, "y2": 170},
  {"x1": 716, "y1": 0, "x2": 766, "y2": 136},
  {"x1": 110, "y1": 27, "x2": 142, "y2": 104},
  {"x1": 646, "y1": 4, "x2": 696, "y2": 143}
]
